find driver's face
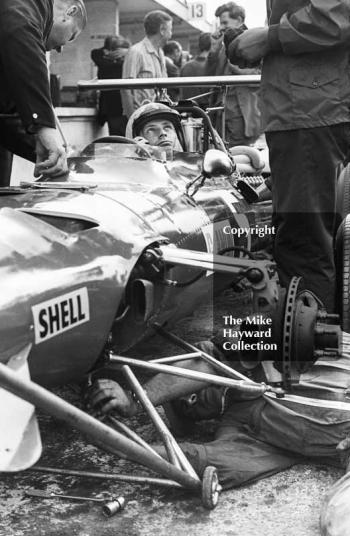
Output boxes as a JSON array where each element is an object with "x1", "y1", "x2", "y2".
[{"x1": 141, "y1": 119, "x2": 177, "y2": 148}]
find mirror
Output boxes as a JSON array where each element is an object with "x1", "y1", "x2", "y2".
[{"x1": 202, "y1": 149, "x2": 234, "y2": 177}]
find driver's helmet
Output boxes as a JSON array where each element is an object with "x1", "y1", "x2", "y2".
[{"x1": 125, "y1": 102, "x2": 185, "y2": 150}]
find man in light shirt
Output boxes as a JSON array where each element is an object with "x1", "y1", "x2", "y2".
[{"x1": 121, "y1": 10, "x2": 173, "y2": 118}]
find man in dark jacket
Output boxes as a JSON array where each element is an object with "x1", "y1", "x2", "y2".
[
  {"x1": 0, "y1": 0, "x2": 87, "y2": 186},
  {"x1": 227, "y1": 0, "x2": 350, "y2": 312},
  {"x1": 205, "y1": 2, "x2": 262, "y2": 147},
  {"x1": 180, "y1": 33, "x2": 211, "y2": 107},
  {"x1": 91, "y1": 35, "x2": 130, "y2": 136}
]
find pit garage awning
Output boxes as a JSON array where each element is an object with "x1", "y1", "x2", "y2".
[{"x1": 118, "y1": 0, "x2": 213, "y2": 34}]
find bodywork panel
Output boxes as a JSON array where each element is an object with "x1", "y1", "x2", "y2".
[{"x1": 0, "y1": 147, "x2": 266, "y2": 383}]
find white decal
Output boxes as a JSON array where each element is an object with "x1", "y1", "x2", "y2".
[
  {"x1": 202, "y1": 223, "x2": 214, "y2": 253},
  {"x1": 202, "y1": 219, "x2": 235, "y2": 254},
  {"x1": 32, "y1": 287, "x2": 90, "y2": 344}
]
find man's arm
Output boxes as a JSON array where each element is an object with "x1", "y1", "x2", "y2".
[
  {"x1": 91, "y1": 48, "x2": 106, "y2": 68},
  {"x1": 122, "y1": 46, "x2": 158, "y2": 117},
  {"x1": 0, "y1": 0, "x2": 67, "y2": 176},
  {"x1": 34, "y1": 127, "x2": 67, "y2": 177},
  {"x1": 165, "y1": 58, "x2": 179, "y2": 77},
  {"x1": 88, "y1": 341, "x2": 261, "y2": 417},
  {"x1": 91, "y1": 47, "x2": 128, "y2": 69},
  {"x1": 230, "y1": 0, "x2": 350, "y2": 63},
  {"x1": 204, "y1": 34, "x2": 224, "y2": 77},
  {"x1": 271, "y1": 0, "x2": 350, "y2": 54},
  {"x1": 89, "y1": 358, "x2": 215, "y2": 416},
  {"x1": 0, "y1": 0, "x2": 55, "y2": 131},
  {"x1": 121, "y1": 47, "x2": 147, "y2": 118}
]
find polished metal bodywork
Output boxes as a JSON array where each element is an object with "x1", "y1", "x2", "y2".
[{"x1": 0, "y1": 144, "x2": 265, "y2": 387}]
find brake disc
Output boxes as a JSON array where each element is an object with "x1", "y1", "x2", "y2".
[
  {"x1": 281, "y1": 276, "x2": 301, "y2": 389},
  {"x1": 281, "y1": 278, "x2": 339, "y2": 390}
]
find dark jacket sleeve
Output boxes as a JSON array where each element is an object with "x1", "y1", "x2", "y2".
[
  {"x1": 165, "y1": 57, "x2": 179, "y2": 77},
  {"x1": 0, "y1": 0, "x2": 56, "y2": 130},
  {"x1": 204, "y1": 50, "x2": 220, "y2": 76},
  {"x1": 268, "y1": 0, "x2": 350, "y2": 54},
  {"x1": 91, "y1": 48, "x2": 108, "y2": 68}
]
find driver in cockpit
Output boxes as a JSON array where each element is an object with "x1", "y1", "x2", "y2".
[
  {"x1": 125, "y1": 102, "x2": 266, "y2": 174},
  {"x1": 125, "y1": 102, "x2": 185, "y2": 155}
]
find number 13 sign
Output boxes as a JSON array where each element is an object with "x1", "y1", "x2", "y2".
[{"x1": 188, "y1": 2, "x2": 207, "y2": 20}]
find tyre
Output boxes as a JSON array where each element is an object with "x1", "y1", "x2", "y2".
[
  {"x1": 335, "y1": 214, "x2": 350, "y2": 331},
  {"x1": 201, "y1": 466, "x2": 221, "y2": 509}
]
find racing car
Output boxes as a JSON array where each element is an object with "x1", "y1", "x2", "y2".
[{"x1": 0, "y1": 77, "x2": 346, "y2": 512}]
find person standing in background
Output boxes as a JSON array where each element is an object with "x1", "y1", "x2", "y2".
[
  {"x1": 91, "y1": 35, "x2": 130, "y2": 136},
  {"x1": 205, "y1": 2, "x2": 261, "y2": 146},
  {"x1": 163, "y1": 41, "x2": 183, "y2": 101},
  {"x1": 121, "y1": 10, "x2": 172, "y2": 118},
  {"x1": 0, "y1": 0, "x2": 87, "y2": 185},
  {"x1": 163, "y1": 41, "x2": 182, "y2": 77},
  {"x1": 180, "y1": 33, "x2": 211, "y2": 107}
]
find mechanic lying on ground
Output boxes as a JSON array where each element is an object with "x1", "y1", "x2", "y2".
[{"x1": 88, "y1": 340, "x2": 350, "y2": 489}]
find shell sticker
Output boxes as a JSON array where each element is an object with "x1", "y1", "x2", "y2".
[{"x1": 32, "y1": 287, "x2": 90, "y2": 344}]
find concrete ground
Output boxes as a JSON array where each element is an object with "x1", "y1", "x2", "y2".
[{"x1": 0, "y1": 290, "x2": 344, "y2": 536}]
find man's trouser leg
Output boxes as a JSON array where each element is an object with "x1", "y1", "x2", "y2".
[
  {"x1": 108, "y1": 115, "x2": 127, "y2": 136},
  {"x1": 179, "y1": 399, "x2": 300, "y2": 489},
  {"x1": 178, "y1": 396, "x2": 350, "y2": 489},
  {"x1": 266, "y1": 124, "x2": 350, "y2": 312},
  {"x1": 0, "y1": 116, "x2": 36, "y2": 186},
  {"x1": 0, "y1": 147, "x2": 13, "y2": 187}
]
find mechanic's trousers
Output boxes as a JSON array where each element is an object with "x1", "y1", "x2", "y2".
[
  {"x1": 179, "y1": 395, "x2": 350, "y2": 489},
  {"x1": 0, "y1": 116, "x2": 36, "y2": 186},
  {"x1": 266, "y1": 124, "x2": 350, "y2": 312},
  {"x1": 107, "y1": 115, "x2": 127, "y2": 137}
]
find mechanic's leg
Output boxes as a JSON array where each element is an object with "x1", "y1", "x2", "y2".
[
  {"x1": 257, "y1": 397, "x2": 350, "y2": 468},
  {"x1": 0, "y1": 146, "x2": 13, "y2": 187},
  {"x1": 266, "y1": 124, "x2": 350, "y2": 312},
  {"x1": 179, "y1": 434, "x2": 298, "y2": 489},
  {"x1": 164, "y1": 395, "x2": 350, "y2": 488},
  {"x1": 107, "y1": 115, "x2": 127, "y2": 136},
  {"x1": 225, "y1": 113, "x2": 257, "y2": 147},
  {"x1": 171, "y1": 398, "x2": 300, "y2": 489}
]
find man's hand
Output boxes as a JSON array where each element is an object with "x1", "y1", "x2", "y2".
[
  {"x1": 133, "y1": 136, "x2": 150, "y2": 145},
  {"x1": 110, "y1": 48, "x2": 128, "y2": 61},
  {"x1": 229, "y1": 27, "x2": 269, "y2": 64},
  {"x1": 87, "y1": 379, "x2": 139, "y2": 417},
  {"x1": 210, "y1": 31, "x2": 224, "y2": 55},
  {"x1": 103, "y1": 48, "x2": 128, "y2": 62},
  {"x1": 34, "y1": 127, "x2": 68, "y2": 178}
]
